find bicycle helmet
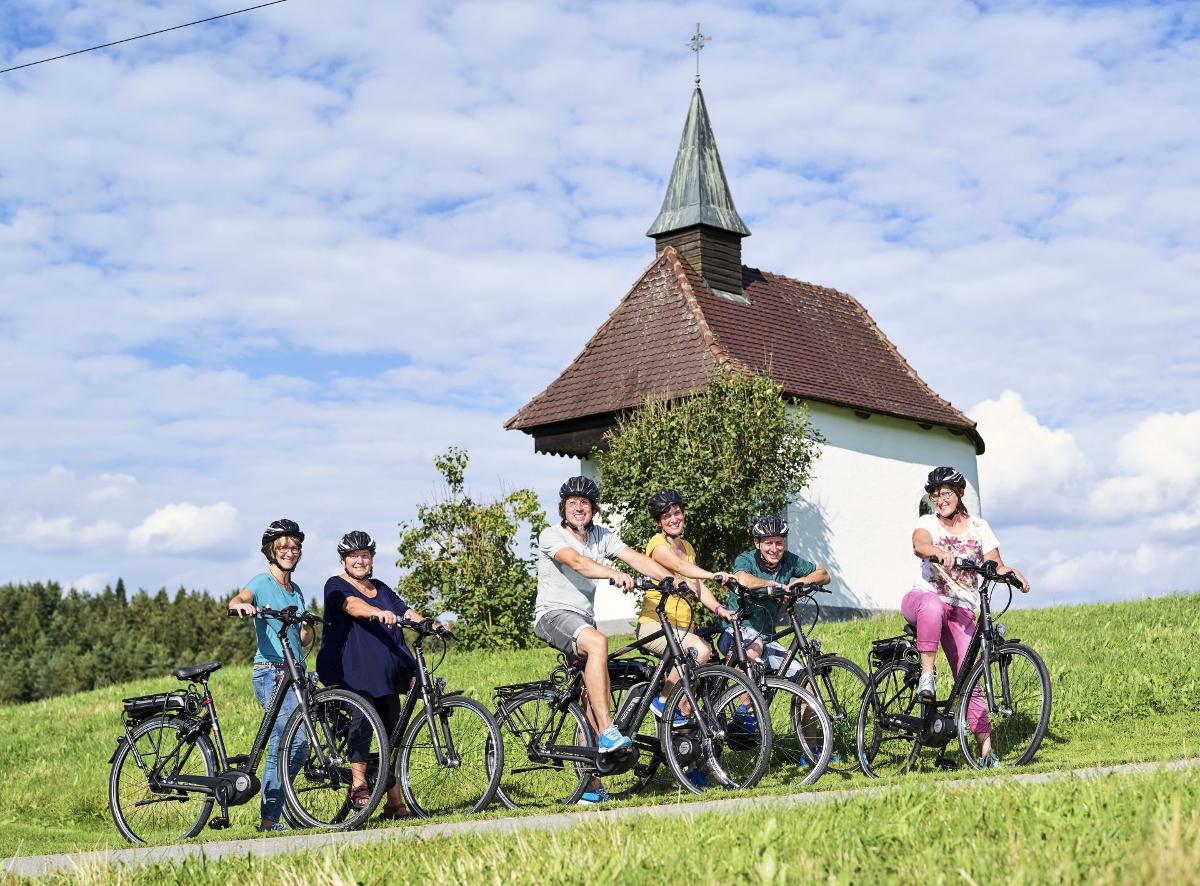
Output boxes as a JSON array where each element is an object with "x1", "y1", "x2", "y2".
[
  {"x1": 559, "y1": 476, "x2": 601, "y2": 504},
  {"x1": 337, "y1": 530, "x2": 376, "y2": 558},
  {"x1": 261, "y1": 519, "x2": 304, "y2": 563},
  {"x1": 924, "y1": 466, "x2": 967, "y2": 493},
  {"x1": 647, "y1": 489, "x2": 685, "y2": 521},
  {"x1": 751, "y1": 515, "x2": 789, "y2": 540}
]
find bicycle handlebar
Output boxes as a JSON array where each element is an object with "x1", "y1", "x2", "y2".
[
  {"x1": 633, "y1": 575, "x2": 693, "y2": 597},
  {"x1": 927, "y1": 555, "x2": 1024, "y2": 589},
  {"x1": 368, "y1": 614, "x2": 455, "y2": 640},
  {"x1": 227, "y1": 605, "x2": 320, "y2": 626}
]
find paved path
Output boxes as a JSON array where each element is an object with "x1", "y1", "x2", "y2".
[{"x1": 6, "y1": 758, "x2": 1197, "y2": 878}]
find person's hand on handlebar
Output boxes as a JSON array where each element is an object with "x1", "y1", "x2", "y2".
[
  {"x1": 996, "y1": 565, "x2": 1031, "y2": 593},
  {"x1": 608, "y1": 568, "x2": 635, "y2": 591},
  {"x1": 229, "y1": 600, "x2": 257, "y2": 618},
  {"x1": 372, "y1": 608, "x2": 400, "y2": 628}
]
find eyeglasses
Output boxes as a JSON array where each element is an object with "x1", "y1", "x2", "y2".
[
  {"x1": 929, "y1": 490, "x2": 958, "y2": 503},
  {"x1": 277, "y1": 546, "x2": 301, "y2": 554},
  {"x1": 345, "y1": 551, "x2": 373, "y2": 561}
]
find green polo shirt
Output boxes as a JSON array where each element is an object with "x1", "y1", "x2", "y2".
[{"x1": 726, "y1": 549, "x2": 817, "y2": 636}]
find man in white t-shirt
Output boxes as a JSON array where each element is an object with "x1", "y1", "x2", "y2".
[
  {"x1": 901, "y1": 466, "x2": 1030, "y2": 767},
  {"x1": 533, "y1": 476, "x2": 671, "y2": 799}
]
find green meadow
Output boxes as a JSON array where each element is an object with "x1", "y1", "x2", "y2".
[{"x1": 2, "y1": 593, "x2": 1197, "y2": 876}]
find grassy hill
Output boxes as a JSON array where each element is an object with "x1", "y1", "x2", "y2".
[{"x1": 1, "y1": 593, "x2": 1197, "y2": 863}]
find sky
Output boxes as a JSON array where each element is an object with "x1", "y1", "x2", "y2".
[{"x1": 0, "y1": 0, "x2": 1195, "y2": 606}]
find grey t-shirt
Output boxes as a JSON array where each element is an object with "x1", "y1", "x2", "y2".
[{"x1": 534, "y1": 523, "x2": 627, "y2": 624}]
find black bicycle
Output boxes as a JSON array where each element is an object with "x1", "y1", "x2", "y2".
[
  {"x1": 493, "y1": 577, "x2": 772, "y2": 805},
  {"x1": 855, "y1": 558, "x2": 1052, "y2": 777},
  {"x1": 718, "y1": 581, "x2": 833, "y2": 785},
  {"x1": 108, "y1": 606, "x2": 389, "y2": 843},
  {"x1": 381, "y1": 618, "x2": 504, "y2": 818},
  {"x1": 739, "y1": 583, "x2": 869, "y2": 773}
]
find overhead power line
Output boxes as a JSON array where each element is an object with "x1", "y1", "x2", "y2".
[{"x1": 0, "y1": 0, "x2": 289, "y2": 75}]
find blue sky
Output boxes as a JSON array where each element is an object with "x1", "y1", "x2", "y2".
[{"x1": 0, "y1": 0, "x2": 1196, "y2": 605}]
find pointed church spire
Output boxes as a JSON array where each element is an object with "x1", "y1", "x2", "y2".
[
  {"x1": 646, "y1": 87, "x2": 750, "y2": 239},
  {"x1": 648, "y1": 87, "x2": 750, "y2": 298}
]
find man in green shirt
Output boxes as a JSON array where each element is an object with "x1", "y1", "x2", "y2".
[{"x1": 723, "y1": 515, "x2": 830, "y2": 679}]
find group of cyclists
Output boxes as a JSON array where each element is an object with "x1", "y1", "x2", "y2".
[{"x1": 228, "y1": 463, "x2": 1029, "y2": 825}]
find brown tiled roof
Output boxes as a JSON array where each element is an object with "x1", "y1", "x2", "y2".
[{"x1": 506, "y1": 247, "x2": 983, "y2": 453}]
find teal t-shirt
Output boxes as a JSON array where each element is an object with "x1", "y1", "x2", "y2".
[
  {"x1": 726, "y1": 549, "x2": 816, "y2": 636},
  {"x1": 245, "y1": 572, "x2": 306, "y2": 666}
]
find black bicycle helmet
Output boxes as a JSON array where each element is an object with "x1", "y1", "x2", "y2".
[
  {"x1": 647, "y1": 489, "x2": 685, "y2": 520},
  {"x1": 261, "y1": 519, "x2": 304, "y2": 563},
  {"x1": 559, "y1": 476, "x2": 601, "y2": 504},
  {"x1": 924, "y1": 466, "x2": 967, "y2": 493},
  {"x1": 337, "y1": 530, "x2": 376, "y2": 558},
  {"x1": 751, "y1": 515, "x2": 789, "y2": 540}
]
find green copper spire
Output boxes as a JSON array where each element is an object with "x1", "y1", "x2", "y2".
[{"x1": 646, "y1": 87, "x2": 751, "y2": 239}]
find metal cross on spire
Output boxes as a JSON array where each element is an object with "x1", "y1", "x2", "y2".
[{"x1": 686, "y1": 22, "x2": 710, "y2": 85}]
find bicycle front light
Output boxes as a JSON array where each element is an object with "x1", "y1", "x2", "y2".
[{"x1": 995, "y1": 623, "x2": 1007, "y2": 639}]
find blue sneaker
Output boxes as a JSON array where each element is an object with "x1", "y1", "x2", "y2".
[
  {"x1": 256, "y1": 821, "x2": 287, "y2": 833},
  {"x1": 798, "y1": 745, "x2": 842, "y2": 767},
  {"x1": 731, "y1": 704, "x2": 759, "y2": 735},
  {"x1": 577, "y1": 785, "x2": 612, "y2": 804},
  {"x1": 685, "y1": 768, "x2": 709, "y2": 790},
  {"x1": 597, "y1": 725, "x2": 632, "y2": 754},
  {"x1": 650, "y1": 695, "x2": 691, "y2": 729}
]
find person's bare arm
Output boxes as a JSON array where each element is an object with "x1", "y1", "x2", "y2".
[
  {"x1": 553, "y1": 546, "x2": 636, "y2": 590},
  {"x1": 228, "y1": 587, "x2": 256, "y2": 617},
  {"x1": 787, "y1": 565, "x2": 830, "y2": 589},
  {"x1": 913, "y1": 528, "x2": 955, "y2": 570},
  {"x1": 615, "y1": 547, "x2": 672, "y2": 582}
]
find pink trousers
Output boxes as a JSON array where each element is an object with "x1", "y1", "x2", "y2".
[{"x1": 900, "y1": 589, "x2": 990, "y2": 735}]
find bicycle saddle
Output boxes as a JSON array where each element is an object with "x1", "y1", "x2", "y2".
[
  {"x1": 903, "y1": 623, "x2": 917, "y2": 637},
  {"x1": 173, "y1": 661, "x2": 222, "y2": 681}
]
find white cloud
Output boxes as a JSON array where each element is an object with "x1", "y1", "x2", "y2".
[
  {"x1": 128, "y1": 502, "x2": 240, "y2": 555},
  {"x1": 1089, "y1": 411, "x2": 1200, "y2": 521},
  {"x1": 969, "y1": 391, "x2": 1087, "y2": 522}
]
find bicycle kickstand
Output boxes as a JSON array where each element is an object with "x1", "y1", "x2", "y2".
[{"x1": 933, "y1": 748, "x2": 958, "y2": 771}]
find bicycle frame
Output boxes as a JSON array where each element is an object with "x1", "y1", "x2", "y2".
[{"x1": 387, "y1": 624, "x2": 468, "y2": 768}]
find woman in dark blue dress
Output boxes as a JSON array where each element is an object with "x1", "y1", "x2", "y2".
[{"x1": 316, "y1": 530, "x2": 434, "y2": 820}]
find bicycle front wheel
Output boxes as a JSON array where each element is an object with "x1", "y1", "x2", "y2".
[
  {"x1": 662, "y1": 664, "x2": 773, "y2": 792},
  {"x1": 856, "y1": 662, "x2": 923, "y2": 779},
  {"x1": 761, "y1": 677, "x2": 831, "y2": 786},
  {"x1": 399, "y1": 695, "x2": 503, "y2": 817},
  {"x1": 109, "y1": 717, "x2": 216, "y2": 844},
  {"x1": 957, "y1": 642, "x2": 1051, "y2": 768},
  {"x1": 806, "y1": 655, "x2": 868, "y2": 773},
  {"x1": 279, "y1": 688, "x2": 389, "y2": 830},
  {"x1": 494, "y1": 690, "x2": 592, "y2": 808}
]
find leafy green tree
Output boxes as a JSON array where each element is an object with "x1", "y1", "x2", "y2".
[
  {"x1": 397, "y1": 448, "x2": 548, "y2": 650},
  {"x1": 593, "y1": 368, "x2": 822, "y2": 570}
]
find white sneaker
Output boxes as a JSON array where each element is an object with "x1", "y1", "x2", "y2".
[{"x1": 916, "y1": 672, "x2": 936, "y2": 703}]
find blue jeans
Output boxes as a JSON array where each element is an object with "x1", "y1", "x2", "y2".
[
  {"x1": 719, "y1": 626, "x2": 803, "y2": 679},
  {"x1": 251, "y1": 665, "x2": 307, "y2": 823}
]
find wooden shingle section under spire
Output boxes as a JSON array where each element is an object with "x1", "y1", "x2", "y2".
[{"x1": 506, "y1": 248, "x2": 983, "y2": 456}]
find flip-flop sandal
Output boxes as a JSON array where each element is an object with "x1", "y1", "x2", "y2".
[{"x1": 348, "y1": 784, "x2": 371, "y2": 810}]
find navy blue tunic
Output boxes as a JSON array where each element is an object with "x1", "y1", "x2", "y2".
[{"x1": 316, "y1": 576, "x2": 415, "y2": 697}]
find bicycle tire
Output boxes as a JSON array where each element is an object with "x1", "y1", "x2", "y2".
[
  {"x1": 109, "y1": 717, "x2": 216, "y2": 844},
  {"x1": 279, "y1": 687, "x2": 389, "y2": 830},
  {"x1": 957, "y1": 642, "x2": 1051, "y2": 769},
  {"x1": 805, "y1": 654, "x2": 869, "y2": 773},
  {"x1": 660, "y1": 663, "x2": 773, "y2": 793},
  {"x1": 605, "y1": 680, "x2": 666, "y2": 798},
  {"x1": 398, "y1": 695, "x2": 503, "y2": 817},
  {"x1": 763, "y1": 676, "x2": 832, "y2": 786},
  {"x1": 856, "y1": 661, "x2": 923, "y2": 779},
  {"x1": 493, "y1": 689, "x2": 592, "y2": 808}
]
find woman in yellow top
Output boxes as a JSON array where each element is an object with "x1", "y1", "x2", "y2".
[{"x1": 636, "y1": 490, "x2": 734, "y2": 731}]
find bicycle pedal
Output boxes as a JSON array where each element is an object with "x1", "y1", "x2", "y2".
[
  {"x1": 934, "y1": 757, "x2": 959, "y2": 770},
  {"x1": 208, "y1": 816, "x2": 231, "y2": 830}
]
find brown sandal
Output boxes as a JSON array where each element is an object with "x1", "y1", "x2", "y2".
[
  {"x1": 348, "y1": 783, "x2": 371, "y2": 810},
  {"x1": 379, "y1": 801, "x2": 413, "y2": 820}
]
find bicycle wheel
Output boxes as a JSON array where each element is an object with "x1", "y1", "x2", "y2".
[
  {"x1": 279, "y1": 688, "x2": 389, "y2": 830},
  {"x1": 661, "y1": 664, "x2": 772, "y2": 793},
  {"x1": 957, "y1": 642, "x2": 1051, "y2": 768},
  {"x1": 804, "y1": 655, "x2": 868, "y2": 773},
  {"x1": 762, "y1": 677, "x2": 831, "y2": 786},
  {"x1": 109, "y1": 717, "x2": 216, "y2": 844},
  {"x1": 398, "y1": 695, "x2": 503, "y2": 817},
  {"x1": 856, "y1": 662, "x2": 923, "y2": 778},
  {"x1": 494, "y1": 689, "x2": 592, "y2": 808},
  {"x1": 604, "y1": 680, "x2": 666, "y2": 798}
]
